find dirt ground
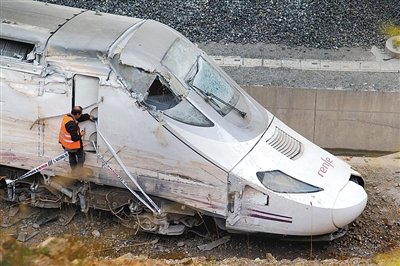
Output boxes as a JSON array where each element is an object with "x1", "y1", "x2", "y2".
[{"x1": 1, "y1": 154, "x2": 399, "y2": 265}]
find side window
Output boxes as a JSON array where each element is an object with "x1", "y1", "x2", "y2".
[
  {"x1": 0, "y1": 38, "x2": 35, "y2": 62},
  {"x1": 143, "y1": 77, "x2": 213, "y2": 127},
  {"x1": 163, "y1": 99, "x2": 214, "y2": 127},
  {"x1": 144, "y1": 77, "x2": 179, "y2": 111},
  {"x1": 110, "y1": 55, "x2": 213, "y2": 127}
]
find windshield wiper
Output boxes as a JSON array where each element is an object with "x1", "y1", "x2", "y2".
[
  {"x1": 186, "y1": 56, "x2": 200, "y2": 85},
  {"x1": 191, "y1": 85, "x2": 247, "y2": 118}
]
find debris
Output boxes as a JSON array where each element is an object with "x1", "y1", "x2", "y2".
[
  {"x1": 36, "y1": 236, "x2": 87, "y2": 259},
  {"x1": 17, "y1": 232, "x2": 28, "y2": 242},
  {"x1": 16, "y1": 228, "x2": 40, "y2": 242},
  {"x1": 35, "y1": 209, "x2": 59, "y2": 226},
  {"x1": 59, "y1": 206, "x2": 77, "y2": 226},
  {"x1": 383, "y1": 218, "x2": 395, "y2": 226},
  {"x1": 9, "y1": 205, "x2": 19, "y2": 217},
  {"x1": 18, "y1": 205, "x2": 40, "y2": 219},
  {"x1": 26, "y1": 231, "x2": 40, "y2": 242},
  {"x1": 197, "y1": 235, "x2": 231, "y2": 251},
  {"x1": 116, "y1": 252, "x2": 137, "y2": 260},
  {"x1": 1, "y1": 217, "x2": 19, "y2": 228},
  {"x1": 92, "y1": 229, "x2": 101, "y2": 237},
  {"x1": 151, "y1": 238, "x2": 159, "y2": 245},
  {"x1": 32, "y1": 223, "x2": 40, "y2": 229},
  {"x1": 1, "y1": 206, "x2": 22, "y2": 227},
  {"x1": 265, "y1": 253, "x2": 277, "y2": 263},
  {"x1": 177, "y1": 241, "x2": 185, "y2": 247}
]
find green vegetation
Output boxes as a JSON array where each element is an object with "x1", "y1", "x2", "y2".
[
  {"x1": 380, "y1": 23, "x2": 400, "y2": 38},
  {"x1": 373, "y1": 248, "x2": 400, "y2": 266}
]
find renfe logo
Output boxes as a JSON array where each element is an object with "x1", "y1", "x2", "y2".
[{"x1": 318, "y1": 157, "x2": 334, "y2": 177}]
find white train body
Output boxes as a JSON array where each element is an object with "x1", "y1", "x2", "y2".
[{"x1": 0, "y1": 1, "x2": 367, "y2": 238}]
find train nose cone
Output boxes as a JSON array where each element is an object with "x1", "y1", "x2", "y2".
[{"x1": 332, "y1": 181, "x2": 368, "y2": 228}]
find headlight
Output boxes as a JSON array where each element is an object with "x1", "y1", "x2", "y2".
[{"x1": 256, "y1": 170, "x2": 323, "y2": 193}]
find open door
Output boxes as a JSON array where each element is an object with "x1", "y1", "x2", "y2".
[{"x1": 73, "y1": 75, "x2": 99, "y2": 151}]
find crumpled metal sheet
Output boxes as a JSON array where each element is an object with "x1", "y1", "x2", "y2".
[{"x1": 120, "y1": 20, "x2": 178, "y2": 73}]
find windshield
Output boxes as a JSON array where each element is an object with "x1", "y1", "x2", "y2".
[
  {"x1": 162, "y1": 38, "x2": 199, "y2": 80},
  {"x1": 189, "y1": 57, "x2": 239, "y2": 116}
]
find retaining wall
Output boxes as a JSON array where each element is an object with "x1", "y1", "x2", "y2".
[{"x1": 243, "y1": 86, "x2": 400, "y2": 152}]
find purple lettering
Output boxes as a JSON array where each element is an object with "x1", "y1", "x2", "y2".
[
  {"x1": 317, "y1": 157, "x2": 335, "y2": 177},
  {"x1": 321, "y1": 157, "x2": 334, "y2": 168}
]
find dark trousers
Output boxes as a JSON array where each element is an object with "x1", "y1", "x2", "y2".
[{"x1": 68, "y1": 148, "x2": 85, "y2": 169}]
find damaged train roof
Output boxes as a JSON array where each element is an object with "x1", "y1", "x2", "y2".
[
  {"x1": 1, "y1": 0, "x2": 80, "y2": 55},
  {"x1": 1, "y1": 0, "x2": 180, "y2": 74},
  {"x1": 1, "y1": 0, "x2": 141, "y2": 56}
]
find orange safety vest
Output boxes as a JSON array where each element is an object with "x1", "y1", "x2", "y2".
[{"x1": 59, "y1": 114, "x2": 81, "y2": 150}]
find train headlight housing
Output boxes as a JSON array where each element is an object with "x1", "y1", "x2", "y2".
[{"x1": 256, "y1": 170, "x2": 323, "y2": 193}]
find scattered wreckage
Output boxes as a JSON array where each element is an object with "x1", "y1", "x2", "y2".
[{"x1": 0, "y1": 0, "x2": 367, "y2": 240}]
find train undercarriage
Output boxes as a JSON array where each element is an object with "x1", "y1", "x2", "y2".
[{"x1": 0, "y1": 166, "x2": 204, "y2": 236}]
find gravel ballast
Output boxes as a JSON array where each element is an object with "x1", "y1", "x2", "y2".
[{"x1": 40, "y1": 0, "x2": 399, "y2": 49}]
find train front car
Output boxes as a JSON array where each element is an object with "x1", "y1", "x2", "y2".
[
  {"x1": 115, "y1": 20, "x2": 367, "y2": 238},
  {"x1": 0, "y1": 0, "x2": 367, "y2": 239},
  {"x1": 228, "y1": 118, "x2": 368, "y2": 238}
]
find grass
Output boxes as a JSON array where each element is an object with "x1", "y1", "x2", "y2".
[{"x1": 380, "y1": 23, "x2": 400, "y2": 37}]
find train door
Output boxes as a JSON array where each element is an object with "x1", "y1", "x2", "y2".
[{"x1": 73, "y1": 75, "x2": 99, "y2": 151}]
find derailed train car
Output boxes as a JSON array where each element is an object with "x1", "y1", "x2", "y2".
[{"x1": 0, "y1": 0, "x2": 367, "y2": 239}]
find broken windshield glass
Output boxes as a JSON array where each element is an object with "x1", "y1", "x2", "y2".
[
  {"x1": 161, "y1": 38, "x2": 199, "y2": 80},
  {"x1": 163, "y1": 99, "x2": 214, "y2": 127},
  {"x1": 189, "y1": 57, "x2": 240, "y2": 116}
]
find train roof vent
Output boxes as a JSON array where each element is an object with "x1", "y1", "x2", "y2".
[{"x1": 266, "y1": 127, "x2": 303, "y2": 159}]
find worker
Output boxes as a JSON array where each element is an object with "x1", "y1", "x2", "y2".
[{"x1": 59, "y1": 106, "x2": 96, "y2": 176}]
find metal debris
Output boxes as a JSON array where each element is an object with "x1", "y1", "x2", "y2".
[
  {"x1": 91, "y1": 230, "x2": 101, "y2": 237},
  {"x1": 16, "y1": 231, "x2": 40, "y2": 242},
  {"x1": 197, "y1": 235, "x2": 231, "y2": 251},
  {"x1": 9, "y1": 205, "x2": 19, "y2": 217},
  {"x1": 150, "y1": 238, "x2": 159, "y2": 245},
  {"x1": 58, "y1": 205, "x2": 77, "y2": 226},
  {"x1": 35, "y1": 209, "x2": 59, "y2": 226},
  {"x1": 1, "y1": 206, "x2": 21, "y2": 227},
  {"x1": 17, "y1": 232, "x2": 28, "y2": 242}
]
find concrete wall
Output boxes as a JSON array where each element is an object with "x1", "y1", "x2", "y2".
[{"x1": 243, "y1": 86, "x2": 400, "y2": 152}]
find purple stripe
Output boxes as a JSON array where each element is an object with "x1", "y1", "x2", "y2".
[
  {"x1": 250, "y1": 213, "x2": 293, "y2": 223},
  {"x1": 249, "y1": 208, "x2": 292, "y2": 220}
]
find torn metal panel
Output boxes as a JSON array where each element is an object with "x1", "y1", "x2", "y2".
[
  {"x1": 45, "y1": 56, "x2": 111, "y2": 78},
  {"x1": 109, "y1": 56, "x2": 156, "y2": 97},
  {"x1": 0, "y1": 58, "x2": 42, "y2": 75},
  {"x1": 120, "y1": 20, "x2": 179, "y2": 72}
]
